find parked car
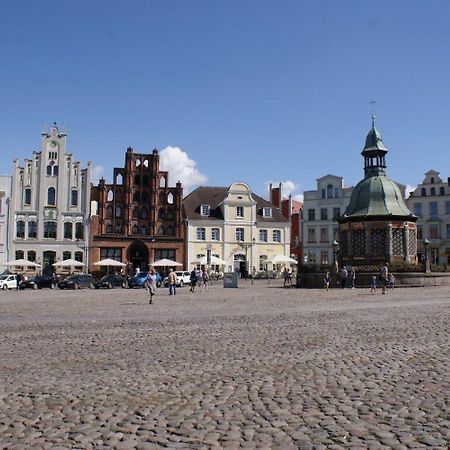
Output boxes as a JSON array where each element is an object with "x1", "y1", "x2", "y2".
[
  {"x1": 0, "y1": 274, "x2": 18, "y2": 290},
  {"x1": 128, "y1": 271, "x2": 162, "y2": 289},
  {"x1": 94, "y1": 274, "x2": 127, "y2": 289},
  {"x1": 58, "y1": 274, "x2": 94, "y2": 290},
  {"x1": 163, "y1": 271, "x2": 191, "y2": 287},
  {"x1": 19, "y1": 275, "x2": 56, "y2": 290}
]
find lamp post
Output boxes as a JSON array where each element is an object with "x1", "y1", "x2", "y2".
[
  {"x1": 423, "y1": 238, "x2": 431, "y2": 274},
  {"x1": 237, "y1": 237, "x2": 256, "y2": 279},
  {"x1": 331, "y1": 239, "x2": 339, "y2": 287}
]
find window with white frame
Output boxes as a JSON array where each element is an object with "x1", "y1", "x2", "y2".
[
  {"x1": 196, "y1": 227, "x2": 206, "y2": 240},
  {"x1": 263, "y1": 207, "x2": 272, "y2": 218},
  {"x1": 307, "y1": 227, "x2": 316, "y2": 243},
  {"x1": 200, "y1": 204, "x2": 210, "y2": 216},
  {"x1": 236, "y1": 227, "x2": 244, "y2": 241},
  {"x1": 211, "y1": 228, "x2": 220, "y2": 241},
  {"x1": 236, "y1": 206, "x2": 244, "y2": 218},
  {"x1": 272, "y1": 229, "x2": 281, "y2": 242},
  {"x1": 259, "y1": 229, "x2": 268, "y2": 242}
]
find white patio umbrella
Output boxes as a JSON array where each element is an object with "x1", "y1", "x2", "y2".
[
  {"x1": 263, "y1": 255, "x2": 298, "y2": 264},
  {"x1": 52, "y1": 259, "x2": 85, "y2": 267},
  {"x1": 151, "y1": 258, "x2": 182, "y2": 267},
  {"x1": 3, "y1": 259, "x2": 42, "y2": 268},
  {"x1": 198, "y1": 255, "x2": 227, "y2": 265},
  {"x1": 93, "y1": 258, "x2": 126, "y2": 267}
]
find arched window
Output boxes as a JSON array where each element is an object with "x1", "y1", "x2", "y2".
[
  {"x1": 431, "y1": 187, "x2": 436, "y2": 196},
  {"x1": 143, "y1": 159, "x2": 148, "y2": 167},
  {"x1": 64, "y1": 222, "x2": 73, "y2": 239},
  {"x1": 115, "y1": 205, "x2": 122, "y2": 218},
  {"x1": 15, "y1": 250, "x2": 24, "y2": 260},
  {"x1": 133, "y1": 191, "x2": 140, "y2": 202},
  {"x1": 136, "y1": 159, "x2": 141, "y2": 167},
  {"x1": 133, "y1": 207, "x2": 139, "y2": 218},
  {"x1": 160, "y1": 177, "x2": 166, "y2": 188},
  {"x1": 47, "y1": 187, "x2": 56, "y2": 206},
  {"x1": 142, "y1": 175, "x2": 149, "y2": 186},
  {"x1": 75, "y1": 223, "x2": 84, "y2": 239},
  {"x1": 43, "y1": 221, "x2": 57, "y2": 239},
  {"x1": 16, "y1": 220, "x2": 25, "y2": 238},
  {"x1": 27, "y1": 250, "x2": 36, "y2": 262},
  {"x1": 134, "y1": 175, "x2": 141, "y2": 185},
  {"x1": 167, "y1": 192, "x2": 174, "y2": 204},
  {"x1": 46, "y1": 165, "x2": 52, "y2": 175},
  {"x1": 106, "y1": 205, "x2": 113, "y2": 217},
  {"x1": 421, "y1": 188, "x2": 426, "y2": 196},
  {"x1": 334, "y1": 187, "x2": 339, "y2": 198},
  {"x1": 158, "y1": 226, "x2": 165, "y2": 235},
  {"x1": 440, "y1": 186, "x2": 445, "y2": 195},
  {"x1": 74, "y1": 251, "x2": 83, "y2": 262},
  {"x1": 24, "y1": 188, "x2": 31, "y2": 205},
  {"x1": 106, "y1": 223, "x2": 112, "y2": 233},
  {"x1": 142, "y1": 191, "x2": 148, "y2": 202},
  {"x1": 158, "y1": 208, "x2": 166, "y2": 220},
  {"x1": 116, "y1": 174, "x2": 123, "y2": 185},
  {"x1": 71, "y1": 189, "x2": 78, "y2": 206},
  {"x1": 326, "y1": 184, "x2": 333, "y2": 199},
  {"x1": 431, "y1": 177, "x2": 435, "y2": 184},
  {"x1": 63, "y1": 251, "x2": 72, "y2": 261},
  {"x1": 107, "y1": 190, "x2": 113, "y2": 201},
  {"x1": 141, "y1": 207, "x2": 148, "y2": 219}
]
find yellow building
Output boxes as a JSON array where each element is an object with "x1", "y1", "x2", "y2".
[{"x1": 183, "y1": 182, "x2": 291, "y2": 276}]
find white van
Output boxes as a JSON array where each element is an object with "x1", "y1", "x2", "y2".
[{"x1": 0, "y1": 274, "x2": 18, "y2": 290}]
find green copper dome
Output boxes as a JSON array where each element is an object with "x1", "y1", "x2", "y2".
[{"x1": 343, "y1": 175, "x2": 414, "y2": 219}]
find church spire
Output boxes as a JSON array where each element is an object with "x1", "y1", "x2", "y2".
[{"x1": 361, "y1": 117, "x2": 388, "y2": 178}]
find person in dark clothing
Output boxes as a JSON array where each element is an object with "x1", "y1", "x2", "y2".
[{"x1": 16, "y1": 273, "x2": 21, "y2": 291}]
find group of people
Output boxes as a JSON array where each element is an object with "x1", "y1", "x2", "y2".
[
  {"x1": 145, "y1": 268, "x2": 210, "y2": 304},
  {"x1": 323, "y1": 263, "x2": 395, "y2": 293}
]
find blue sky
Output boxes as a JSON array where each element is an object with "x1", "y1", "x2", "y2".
[{"x1": 1, "y1": 1, "x2": 449, "y2": 198}]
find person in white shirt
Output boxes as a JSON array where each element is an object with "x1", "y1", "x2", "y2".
[{"x1": 146, "y1": 269, "x2": 157, "y2": 304}]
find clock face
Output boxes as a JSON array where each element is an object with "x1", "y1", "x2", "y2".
[{"x1": 50, "y1": 141, "x2": 57, "y2": 147}]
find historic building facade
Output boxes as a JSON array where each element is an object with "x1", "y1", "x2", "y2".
[
  {"x1": 406, "y1": 170, "x2": 450, "y2": 266},
  {"x1": 302, "y1": 175, "x2": 353, "y2": 267},
  {"x1": 338, "y1": 119, "x2": 417, "y2": 266},
  {"x1": 8, "y1": 124, "x2": 91, "y2": 273},
  {"x1": 0, "y1": 175, "x2": 12, "y2": 272},
  {"x1": 184, "y1": 182, "x2": 291, "y2": 275},
  {"x1": 90, "y1": 147, "x2": 184, "y2": 273},
  {"x1": 269, "y1": 183, "x2": 303, "y2": 263}
]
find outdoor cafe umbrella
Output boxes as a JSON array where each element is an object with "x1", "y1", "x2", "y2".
[
  {"x1": 198, "y1": 255, "x2": 227, "y2": 265},
  {"x1": 52, "y1": 259, "x2": 85, "y2": 267},
  {"x1": 3, "y1": 259, "x2": 42, "y2": 268},
  {"x1": 151, "y1": 258, "x2": 182, "y2": 267},
  {"x1": 263, "y1": 255, "x2": 298, "y2": 265},
  {"x1": 93, "y1": 258, "x2": 126, "y2": 274}
]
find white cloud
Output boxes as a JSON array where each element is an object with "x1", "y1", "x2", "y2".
[
  {"x1": 405, "y1": 184, "x2": 416, "y2": 198},
  {"x1": 264, "y1": 180, "x2": 302, "y2": 201},
  {"x1": 91, "y1": 165, "x2": 104, "y2": 183},
  {"x1": 159, "y1": 146, "x2": 207, "y2": 192}
]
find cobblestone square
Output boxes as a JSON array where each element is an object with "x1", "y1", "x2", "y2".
[{"x1": 1, "y1": 282, "x2": 449, "y2": 449}]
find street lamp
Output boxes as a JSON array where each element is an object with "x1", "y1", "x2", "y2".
[
  {"x1": 423, "y1": 238, "x2": 430, "y2": 274},
  {"x1": 331, "y1": 239, "x2": 339, "y2": 287},
  {"x1": 237, "y1": 237, "x2": 256, "y2": 279}
]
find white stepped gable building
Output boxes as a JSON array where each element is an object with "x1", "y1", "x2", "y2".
[{"x1": 8, "y1": 124, "x2": 91, "y2": 273}]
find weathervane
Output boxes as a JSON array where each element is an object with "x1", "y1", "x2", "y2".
[{"x1": 370, "y1": 100, "x2": 376, "y2": 127}]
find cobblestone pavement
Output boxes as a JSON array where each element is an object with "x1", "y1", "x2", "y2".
[{"x1": 1, "y1": 282, "x2": 449, "y2": 449}]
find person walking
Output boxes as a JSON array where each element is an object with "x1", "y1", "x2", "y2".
[
  {"x1": 350, "y1": 267, "x2": 356, "y2": 289},
  {"x1": 380, "y1": 263, "x2": 389, "y2": 294},
  {"x1": 16, "y1": 273, "x2": 21, "y2": 291},
  {"x1": 323, "y1": 271, "x2": 331, "y2": 291},
  {"x1": 146, "y1": 269, "x2": 157, "y2": 304},
  {"x1": 339, "y1": 267, "x2": 348, "y2": 289},
  {"x1": 201, "y1": 269, "x2": 209, "y2": 290},
  {"x1": 167, "y1": 269, "x2": 177, "y2": 295},
  {"x1": 370, "y1": 275, "x2": 377, "y2": 293},
  {"x1": 190, "y1": 268, "x2": 198, "y2": 293}
]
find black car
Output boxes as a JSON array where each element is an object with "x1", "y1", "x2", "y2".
[
  {"x1": 19, "y1": 275, "x2": 56, "y2": 290},
  {"x1": 58, "y1": 274, "x2": 94, "y2": 290},
  {"x1": 94, "y1": 274, "x2": 127, "y2": 289}
]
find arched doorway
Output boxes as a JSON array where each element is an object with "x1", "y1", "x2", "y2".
[
  {"x1": 127, "y1": 240, "x2": 149, "y2": 273},
  {"x1": 43, "y1": 250, "x2": 56, "y2": 275},
  {"x1": 234, "y1": 253, "x2": 246, "y2": 277}
]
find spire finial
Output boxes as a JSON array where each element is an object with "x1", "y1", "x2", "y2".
[{"x1": 370, "y1": 100, "x2": 376, "y2": 128}]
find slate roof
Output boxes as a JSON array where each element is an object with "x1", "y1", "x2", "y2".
[{"x1": 183, "y1": 186, "x2": 289, "y2": 223}]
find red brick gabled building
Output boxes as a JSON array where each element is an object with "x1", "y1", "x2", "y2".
[
  {"x1": 89, "y1": 147, "x2": 184, "y2": 274},
  {"x1": 270, "y1": 183, "x2": 303, "y2": 263}
]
